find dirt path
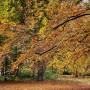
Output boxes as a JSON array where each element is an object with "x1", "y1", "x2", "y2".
[{"x1": 0, "y1": 81, "x2": 90, "y2": 90}]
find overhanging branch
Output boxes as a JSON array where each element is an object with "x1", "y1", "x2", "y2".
[
  {"x1": 53, "y1": 13, "x2": 90, "y2": 30},
  {"x1": 36, "y1": 13, "x2": 90, "y2": 56}
]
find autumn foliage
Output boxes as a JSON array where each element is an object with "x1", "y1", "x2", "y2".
[{"x1": 0, "y1": 0, "x2": 90, "y2": 81}]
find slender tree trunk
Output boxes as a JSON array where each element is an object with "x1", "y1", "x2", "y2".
[
  {"x1": 52, "y1": 66, "x2": 54, "y2": 73},
  {"x1": 75, "y1": 68, "x2": 78, "y2": 77},
  {"x1": 1, "y1": 66, "x2": 4, "y2": 76},
  {"x1": 37, "y1": 61, "x2": 46, "y2": 81},
  {"x1": 4, "y1": 69, "x2": 8, "y2": 81},
  {"x1": 4, "y1": 58, "x2": 8, "y2": 81},
  {"x1": 14, "y1": 68, "x2": 19, "y2": 77},
  {"x1": 13, "y1": 66, "x2": 20, "y2": 80},
  {"x1": 32, "y1": 71, "x2": 35, "y2": 80}
]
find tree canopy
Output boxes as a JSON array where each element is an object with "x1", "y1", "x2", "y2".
[{"x1": 0, "y1": 0, "x2": 90, "y2": 80}]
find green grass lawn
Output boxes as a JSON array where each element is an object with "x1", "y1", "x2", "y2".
[
  {"x1": 0, "y1": 75, "x2": 90, "y2": 84},
  {"x1": 58, "y1": 77, "x2": 90, "y2": 83}
]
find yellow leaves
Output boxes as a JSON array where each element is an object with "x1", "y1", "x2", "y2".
[
  {"x1": 0, "y1": 19, "x2": 8, "y2": 24},
  {"x1": 8, "y1": 22, "x2": 16, "y2": 26},
  {"x1": 35, "y1": 11, "x2": 43, "y2": 18},
  {"x1": 38, "y1": 12, "x2": 44, "y2": 19},
  {"x1": 9, "y1": 7, "x2": 16, "y2": 16},
  {"x1": 34, "y1": 54, "x2": 42, "y2": 62},
  {"x1": 39, "y1": 27, "x2": 46, "y2": 34},
  {"x1": 48, "y1": 59, "x2": 60, "y2": 69},
  {"x1": 38, "y1": 17, "x2": 48, "y2": 37},
  {"x1": 42, "y1": 17, "x2": 48, "y2": 26},
  {"x1": 66, "y1": 51, "x2": 74, "y2": 58},
  {"x1": 29, "y1": 20, "x2": 36, "y2": 29},
  {"x1": 48, "y1": 55, "x2": 63, "y2": 69}
]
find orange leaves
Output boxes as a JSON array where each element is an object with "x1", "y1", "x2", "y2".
[
  {"x1": 11, "y1": 53, "x2": 26, "y2": 70},
  {"x1": 0, "y1": 52, "x2": 4, "y2": 59},
  {"x1": 0, "y1": 24, "x2": 7, "y2": 30},
  {"x1": 11, "y1": 47, "x2": 34, "y2": 70},
  {"x1": 1, "y1": 44, "x2": 9, "y2": 52},
  {"x1": 0, "y1": 0, "x2": 90, "y2": 75},
  {"x1": 31, "y1": 37, "x2": 38, "y2": 47}
]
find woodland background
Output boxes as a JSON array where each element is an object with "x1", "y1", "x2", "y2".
[{"x1": 0, "y1": 0, "x2": 90, "y2": 81}]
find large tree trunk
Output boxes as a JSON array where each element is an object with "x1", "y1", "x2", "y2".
[{"x1": 37, "y1": 61, "x2": 46, "y2": 81}]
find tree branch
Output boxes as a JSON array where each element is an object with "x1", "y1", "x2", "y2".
[
  {"x1": 35, "y1": 13, "x2": 90, "y2": 56},
  {"x1": 53, "y1": 13, "x2": 90, "y2": 30},
  {"x1": 35, "y1": 46, "x2": 56, "y2": 55},
  {"x1": 79, "y1": 32, "x2": 90, "y2": 42}
]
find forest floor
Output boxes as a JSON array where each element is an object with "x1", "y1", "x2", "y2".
[{"x1": 0, "y1": 79, "x2": 90, "y2": 90}]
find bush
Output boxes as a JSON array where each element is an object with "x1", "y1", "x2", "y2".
[
  {"x1": 45, "y1": 70, "x2": 56, "y2": 80},
  {"x1": 18, "y1": 70, "x2": 31, "y2": 78}
]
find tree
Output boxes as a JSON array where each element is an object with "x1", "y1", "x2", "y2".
[{"x1": 0, "y1": 0, "x2": 90, "y2": 81}]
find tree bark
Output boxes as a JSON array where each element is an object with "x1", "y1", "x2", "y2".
[
  {"x1": 53, "y1": 13, "x2": 90, "y2": 30},
  {"x1": 37, "y1": 61, "x2": 46, "y2": 81},
  {"x1": 75, "y1": 69, "x2": 78, "y2": 77},
  {"x1": 4, "y1": 57, "x2": 8, "y2": 81},
  {"x1": 32, "y1": 71, "x2": 35, "y2": 80}
]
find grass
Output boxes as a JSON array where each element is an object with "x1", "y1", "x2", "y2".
[
  {"x1": 0, "y1": 75, "x2": 90, "y2": 83},
  {"x1": 58, "y1": 77, "x2": 90, "y2": 83}
]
